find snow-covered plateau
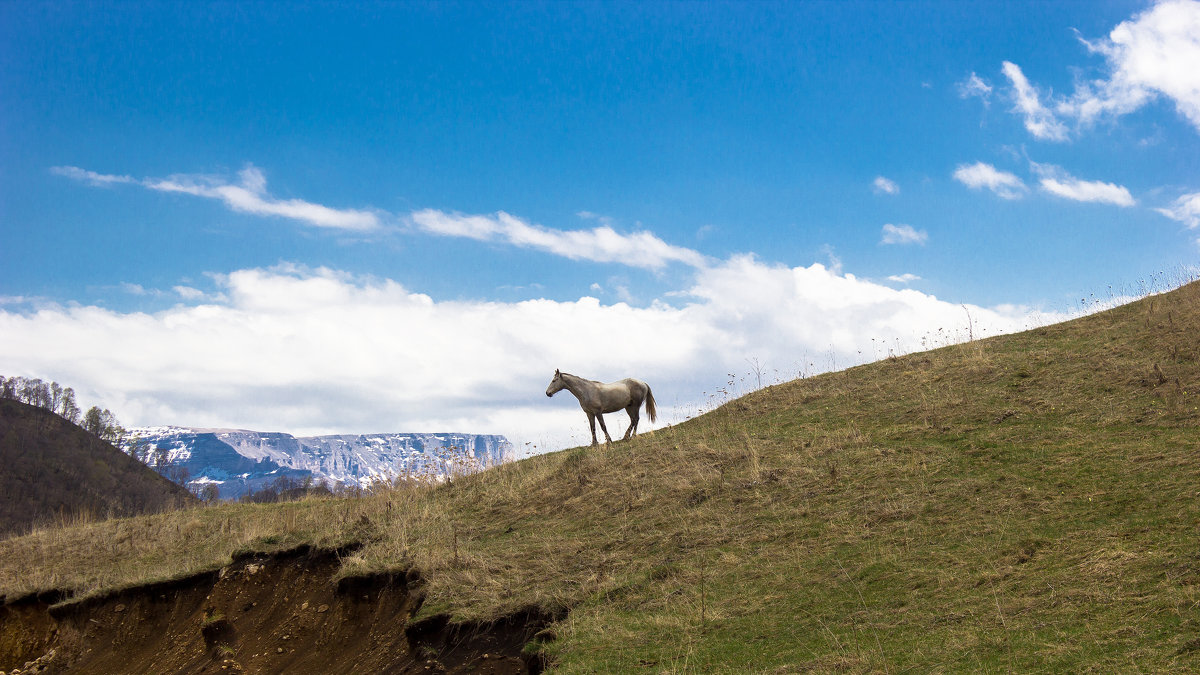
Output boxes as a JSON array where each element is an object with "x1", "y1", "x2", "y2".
[{"x1": 126, "y1": 426, "x2": 514, "y2": 499}]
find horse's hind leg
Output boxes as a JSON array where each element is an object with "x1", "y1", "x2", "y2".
[{"x1": 623, "y1": 405, "x2": 639, "y2": 440}]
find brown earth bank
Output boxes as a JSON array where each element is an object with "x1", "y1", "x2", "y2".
[{"x1": 0, "y1": 546, "x2": 561, "y2": 674}]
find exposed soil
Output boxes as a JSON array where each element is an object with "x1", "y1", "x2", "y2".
[{"x1": 0, "y1": 546, "x2": 559, "y2": 674}]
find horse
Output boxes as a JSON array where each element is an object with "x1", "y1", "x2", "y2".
[{"x1": 545, "y1": 369, "x2": 657, "y2": 447}]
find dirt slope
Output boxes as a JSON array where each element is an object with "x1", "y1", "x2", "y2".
[{"x1": 0, "y1": 546, "x2": 555, "y2": 674}]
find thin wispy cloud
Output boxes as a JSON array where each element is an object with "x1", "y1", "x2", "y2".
[
  {"x1": 55, "y1": 164, "x2": 382, "y2": 232},
  {"x1": 1031, "y1": 163, "x2": 1136, "y2": 206},
  {"x1": 56, "y1": 163, "x2": 710, "y2": 271},
  {"x1": 409, "y1": 209, "x2": 709, "y2": 270},
  {"x1": 873, "y1": 176, "x2": 900, "y2": 195},
  {"x1": 953, "y1": 162, "x2": 1028, "y2": 199},
  {"x1": 146, "y1": 166, "x2": 381, "y2": 231},
  {"x1": 958, "y1": 72, "x2": 994, "y2": 105},
  {"x1": 50, "y1": 166, "x2": 136, "y2": 187},
  {"x1": 880, "y1": 224, "x2": 928, "y2": 246},
  {"x1": 886, "y1": 273, "x2": 921, "y2": 284},
  {"x1": 1001, "y1": 61, "x2": 1070, "y2": 142},
  {"x1": 1157, "y1": 191, "x2": 1200, "y2": 229},
  {"x1": 173, "y1": 286, "x2": 211, "y2": 301},
  {"x1": 120, "y1": 282, "x2": 151, "y2": 296},
  {"x1": 819, "y1": 245, "x2": 843, "y2": 276},
  {"x1": 576, "y1": 211, "x2": 617, "y2": 228}
]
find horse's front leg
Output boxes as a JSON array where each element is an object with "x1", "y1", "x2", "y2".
[
  {"x1": 596, "y1": 413, "x2": 613, "y2": 445},
  {"x1": 587, "y1": 412, "x2": 599, "y2": 447}
]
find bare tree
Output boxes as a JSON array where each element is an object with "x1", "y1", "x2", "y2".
[
  {"x1": 49, "y1": 382, "x2": 63, "y2": 414},
  {"x1": 83, "y1": 406, "x2": 106, "y2": 438},
  {"x1": 60, "y1": 388, "x2": 80, "y2": 424}
]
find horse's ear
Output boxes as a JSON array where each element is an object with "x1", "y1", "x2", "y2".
[{"x1": 555, "y1": 368, "x2": 561, "y2": 376}]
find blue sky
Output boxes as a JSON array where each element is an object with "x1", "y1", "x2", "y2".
[{"x1": 2, "y1": 1, "x2": 1199, "y2": 450}]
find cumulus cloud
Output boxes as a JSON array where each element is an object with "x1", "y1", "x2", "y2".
[
  {"x1": 953, "y1": 162, "x2": 1028, "y2": 199},
  {"x1": 880, "y1": 224, "x2": 928, "y2": 246},
  {"x1": 55, "y1": 164, "x2": 381, "y2": 231},
  {"x1": 1031, "y1": 163, "x2": 1136, "y2": 206},
  {"x1": 1157, "y1": 191, "x2": 1200, "y2": 228},
  {"x1": 1000, "y1": 1, "x2": 1200, "y2": 139},
  {"x1": 1001, "y1": 61, "x2": 1070, "y2": 141},
  {"x1": 873, "y1": 176, "x2": 900, "y2": 195},
  {"x1": 1063, "y1": 0, "x2": 1200, "y2": 132},
  {"x1": 409, "y1": 209, "x2": 709, "y2": 270},
  {"x1": 0, "y1": 260, "x2": 1078, "y2": 452}
]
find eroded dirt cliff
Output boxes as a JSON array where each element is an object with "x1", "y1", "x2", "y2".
[{"x1": 0, "y1": 546, "x2": 557, "y2": 674}]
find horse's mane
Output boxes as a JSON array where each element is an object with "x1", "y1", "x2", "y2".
[{"x1": 563, "y1": 372, "x2": 603, "y2": 384}]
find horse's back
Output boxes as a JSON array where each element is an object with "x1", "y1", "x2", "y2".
[{"x1": 617, "y1": 378, "x2": 649, "y2": 393}]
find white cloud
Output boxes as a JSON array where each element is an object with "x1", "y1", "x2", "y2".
[
  {"x1": 1062, "y1": 0, "x2": 1200, "y2": 132},
  {"x1": 576, "y1": 211, "x2": 617, "y2": 228},
  {"x1": 958, "y1": 72, "x2": 994, "y2": 104},
  {"x1": 56, "y1": 164, "x2": 381, "y2": 232},
  {"x1": 1031, "y1": 163, "x2": 1136, "y2": 206},
  {"x1": 819, "y1": 245, "x2": 843, "y2": 276},
  {"x1": 173, "y1": 286, "x2": 208, "y2": 301},
  {"x1": 953, "y1": 162, "x2": 1028, "y2": 199},
  {"x1": 0, "y1": 259, "x2": 1078, "y2": 452},
  {"x1": 1040, "y1": 178, "x2": 1135, "y2": 206},
  {"x1": 1157, "y1": 191, "x2": 1200, "y2": 228},
  {"x1": 886, "y1": 273, "x2": 921, "y2": 284},
  {"x1": 873, "y1": 176, "x2": 900, "y2": 195},
  {"x1": 146, "y1": 166, "x2": 381, "y2": 231},
  {"x1": 1001, "y1": 61, "x2": 1070, "y2": 141},
  {"x1": 880, "y1": 224, "x2": 928, "y2": 246},
  {"x1": 50, "y1": 166, "x2": 136, "y2": 187},
  {"x1": 1000, "y1": 2, "x2": 1200, "y2": 138},
  {"x1": 56, "y1": 162, "x2": 714, "y2": 271},
  {"x1": 409, "y1": 209, "x2": 709, "y2": 270}
]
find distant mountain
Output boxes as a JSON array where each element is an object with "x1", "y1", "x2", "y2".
[
  {"x1": 0, "y1": 399, "x2": 197, "y2": 539},
  {"x1": 127, "y1": 427, "x2": 515, "y2": 499}
]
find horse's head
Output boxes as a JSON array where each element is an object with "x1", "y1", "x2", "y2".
[{"x1": 546, "y1": 369, "x2": 565, "y2": 397}]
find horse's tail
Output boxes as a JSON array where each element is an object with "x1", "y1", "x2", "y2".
[{"x1": 644, "y1": 384, "x2": 657, "y2": 423}]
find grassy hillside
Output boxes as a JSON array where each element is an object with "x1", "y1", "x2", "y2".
[
  {"x1": 3, "y1": 281, "x2": 1200, "y2": 672},
  {"x1": 0, "y1": 400, "x2": 197, "y2": 539}
]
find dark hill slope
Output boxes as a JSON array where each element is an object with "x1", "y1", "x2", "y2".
[
  {"x1": 0, "y1": 400, "x2": 196, "y2": 538},
  {"x1": 1, "y1": 280, "x2": 1199, "y2": 673}
]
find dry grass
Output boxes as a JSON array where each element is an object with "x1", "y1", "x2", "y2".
[{"x1": 4, "y1": 280, "x2": 1200, "y2": 672}]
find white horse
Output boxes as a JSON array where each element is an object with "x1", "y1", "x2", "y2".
[{"x1": 545, "y1": 369, "x2": 657, "y2": 447}]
